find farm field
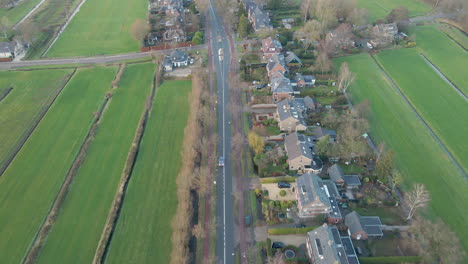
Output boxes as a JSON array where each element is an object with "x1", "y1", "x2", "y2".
[
  {"x1": 105, "y1": 80, "x2": 191, "y2": 264},
  {"x1": 375, "y1": 48, "x2": 468, "y2": 174},
  {"x1": 0, "y1": 66, "x2": 115, "y2": 264},
  {"x1": 0, "y1": 0, "x2": 42, "y2": 26},
  {"x1": 0, "y1": 69, "x2": 72, "y2": 169},
  {"x1": 334, "y1": 53, "x2": 468, "y2": 251},
  {"x1": 438, "y1": 23, "x2": 468, "y2": 49},
  {"x1": 357, "y1": 0, "x2": 431, "y2": 22},
  {"x1": 46, "y1": 0, "x2": 148, "y2": 57},
  {"x1": 35, "y1": 63, "x2": 154, "y2": 264},
  {"x1": 411, "y1": 25, "x2": 468, "y2": 95}
]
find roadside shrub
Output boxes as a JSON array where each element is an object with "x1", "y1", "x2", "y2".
[
  {"x1": 266, "y1": 238, "x2": 273, "y2": 257},
  {"x1": 358, "y1": 256, "x2": 422, "y2": 264},
  {"x1": 279, "y1": 190, "x2": 287, "y2": 197},
  {"x1": 260, "y1": 176, "x2": 296, "y2": 184}
]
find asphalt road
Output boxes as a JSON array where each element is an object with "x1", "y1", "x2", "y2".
[{"x1": 208, "y1": 1, "x2": 234, "y2": 264}]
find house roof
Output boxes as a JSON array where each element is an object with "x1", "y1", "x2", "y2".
[
  {"x1": 284, "y1": 132, "x2": 314, "y2": 161},
  {"x1": 250, "y1": 104, "x2": 277, "y2": 114},
  {"x1": 313, "y1": 126, "x2": 337, "y2": 139},
  {"x1": 328, "y1": 164, "x2": 344, "y2": 182},
  {"x1": 267, "y1": 54, "x2": 287, "y2": 73},
  {"x1": 293, "y1": 73, "x2": 315, "y2": 83},
  {"x1": 284, "y1": 51, "x2": 302, "y2": 65},
  {"x1": 303, "y1": 96, "x2": 315, "y2": 109},
  {"x1": 170, "y1": 49, "x2": 188, "y2": 62},
  {"x1": 262, "y1": 37, "x2": 282, "y2": 52},
  {"x1": 0, "y1": 42, "x2": 16, "y2": 54},
  {"x1": 343, "y1": 175, "x2": 361, "y2": 186},
  {"x1": 321, "y1": 180, "x2": 341, "y2": 219},
  {"x1": 345, "y1": 211, "x2": 383, "y2": 237},
  {"x1": 296, "y1": 173, "x2": 330, "y2": 207},
  {"x1": 252, "y1": 8, "x2": 272, "y2": 30},
  {"x1": 270, "y1": 75, "x2": 293, "y2": 93},
  {"x1": 276, "y1": 99, "x2": 307, "y2": 125},
  {"x1": 307, "y1": 225, "x2": 356, "y2": 264},
  {"x1": 375, "y1": 23, "x2": 398, "y2": 36}
]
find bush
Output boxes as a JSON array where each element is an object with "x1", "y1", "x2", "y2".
[
  {"x1": 279, "y1": 190, "x2": 287, "y2": 196},
  {"x1": 358, "y1": 256, "x2": 422, "y2": 264},
  {"x1": 405, "y1": 41, "x2": 416, "y2": 48},
  {"x1": 266, "y1": 238, "x2": 273, "y2": 257},
  {"x1": 268, "y1": 227, "x2": 318, "y2": 235},
  {"x1": 260, "y1": 176, "x2": 296, "y2": 184}
]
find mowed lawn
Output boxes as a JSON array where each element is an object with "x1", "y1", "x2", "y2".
[
  {"x1": 35, "y1": 63, "x2": 154, "y2": 264},
  {"x1": 438, "y1": 23, "x2": 468, "y2": 49},
  {"x1": 376, "y1": 48, "x2": 468, "y2": 174},
  {"x1": 106, "y1": 80, "x2": 191, "y2": 264},
  {"x1": 411, "y1": 25, "x2": 468, "y2": 95},
  {"x1": 0, "y1": 69, "x2": 72, "y2": 168},
  {"x1": 358, "y1": 0, "x2": 431, "y2": 22},
  {"x1": 0, "y1": 0, "x2": 42, "y2": 26},
  {"x1": 0, "y1": 66, "x2": 115, "y2": 264},
  {"x1": 334, "y1": 53, "x2": 468, "y2": 251},
  {"x1": 45, "y1": 0, "x2": 148, "y2": 57}
]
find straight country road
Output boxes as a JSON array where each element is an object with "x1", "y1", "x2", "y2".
[{"x1": 207, "y1": 0, "x2": 234, "y2": 263}]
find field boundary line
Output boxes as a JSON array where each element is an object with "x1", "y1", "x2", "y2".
[
  {"x1": 0, "y1": 87, "x2": 13, "y2": 103},
  {"x1": 41, "y1": 0, "x2": 89, "y2": 57},
  {"x1": 12, "y1": 0, "x2": 47, "y2": 29},
  {"x1": 418, "y1": 53, "x2": 468, "y2": 101},
  {"x1": 0, "y1": 69, "x2": 76, "y2": 177},
  {"x1": 22, "y1": 81, "x2": 113, "y2": 264},
  {"x1": 439, "y1": 29, "x2": 468, "y2": 52},
  {"x1": 370, "y1": 54, "x2": 468, "y2": 180},
  {"x1": 93, "y1": 65, "x2": 161, "y2": 264}
]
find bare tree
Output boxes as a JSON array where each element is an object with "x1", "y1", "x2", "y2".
[
  {"x1": 410, "y1": 217, "x2": 465, "y2": 264},
  {"x1": 337, "y1": 62, "x2": 355, "y2": 93},
  {"x1": 315, "y1": 0, "x2": 338, "y2": 30},
  {"x1": 192, "y1": 223, "x2": 205, "y2": 239},
  {"x1": 300, "y1": 0, "x2": 316, "y2": 23},
  {"x1": 349, "y1": 7, "x2": 369, "y2": 25},
  {"x1": 376, "y1": 142, "x2": 386, "y2": 161},
  {"x1": 404, "y1": 184, "x2": 430, "y2": 220},
  {"x1": 296, "y1": 19, "x2": 322, "y2": 52},
  {"x1": 313, "y1": 52, "x2": 333, "y2": 74},
  {"x1": 130, "y1": 19, "x2": 150, "y2": 46}
]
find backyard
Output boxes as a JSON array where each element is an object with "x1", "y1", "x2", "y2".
[
  {"x1": 334, "y1": 53, "x2": 468, "y2": 251},
  {"x1": 105, "y1": 80, "x2": 191, "y2": 264},
  {"x1": 0, "y1": 0, "x2": 42, "y2": 25},
  {"x1": 35, "y1": 63, "x2": 154, "y2": 264},
  {"x1": 0, "y1": 66, "x2": 115, "y2": 264}
]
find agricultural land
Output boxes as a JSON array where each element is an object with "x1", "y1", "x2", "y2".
[
  {"x1": 45, "y1": 0, "x2": 148, "y2": 57},
  {"x1": 0, "y1": 66, "x2": 115, "y2": 264},
  {"x1": 35, "y1": 62, "x2": 154, "y2": 264},
  {"x1": 357, "y1": 0, "x2": 431, "y2": 22},
  {"x1": 0, "y1": 69, "x2": 72, "y2": 170},
  {"x1": 0, "y1": 0, "x2": 42, "y2": 25},
  {"x1": 335, "y1": 52, "x2": 468, "y2": 251},
  {"x1": 106, "y1": 80, "x2": 192, "y2": 264}
]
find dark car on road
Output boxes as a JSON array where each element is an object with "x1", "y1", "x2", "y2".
[
  {"x1": 271, "y1": 242, "x2": 285, "y2": 249},
  {"x1": 277, "y1": 182, "x2": 291, "y2": 188}
]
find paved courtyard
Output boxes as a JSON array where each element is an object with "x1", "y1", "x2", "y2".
[{"x1": 262, "y1": 183, "x2": 297, "y2": 201}]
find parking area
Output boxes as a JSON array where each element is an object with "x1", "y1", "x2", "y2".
[
  {"x1": 268, "y1": 234, "x2": 307, "y2": 247},
  {"x1": 262, "y1": 183, "x2": 297, "y2": 201}
]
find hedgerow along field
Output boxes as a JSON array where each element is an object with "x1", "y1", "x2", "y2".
[
  {"x1": 0, "y1": 0, "x2": 42, "y2": 26},
  {"x1": 0, "y1": 66, "x2": 115, "y2": 264},
  {"x1": 45, "y1": 0, "x2": 148, "y2": 57},
  {"x1": 106, "y1": 80, "x2": 191, "y2": 264},
  {"x1": 334, "y1": 53, "x2": 468, "y2": 251},
  {"x1": 411, "y1": 25, "x2": 468, "y2": 95},
  {"x1": 35, "y1": 63, "x2": 155, "y2": 264},
  {"x1": 375, "y1": 48, "x2": 468, "y2": 174},
  {"x1": 0, "y1": 69, "x2": 72, "y2": 169},
  {"x1": 357, "y1": 0, "x2": 431, "y2": 22}
]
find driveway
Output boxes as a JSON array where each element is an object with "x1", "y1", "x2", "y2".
[
  {"x1": 262, "y1": 183, "x2": 297, "y2": 201},
  {"x1": 268, "y1": 234, "x2": 307, "y2": 247}
]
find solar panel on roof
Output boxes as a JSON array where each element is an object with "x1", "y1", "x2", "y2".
[
  {"x1": 361, "y1": 216, "x2": 382, "y2": 226},
  {"x1": 347, "y1": 256, "x2": 360, "y2": 264},
  {"x1": 315, "y1": 239, "x2": 323, "y2": 256},
  {"x1": 365, "y1": 225, "x2": 383, "y2": 236},
  {"x1": 341, "y1": 237, "x2": 355, "y2": 255}
]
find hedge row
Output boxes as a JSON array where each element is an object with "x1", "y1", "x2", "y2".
[
  {"x1": 358, "y1": 256, "x2": 422, "y2": 264},
  {"x1": 268, "y1": 227, "x2": 317, "y2": 235},
  {"x1": 260, "y1": 176, "x2": 297, "y2": 184}
]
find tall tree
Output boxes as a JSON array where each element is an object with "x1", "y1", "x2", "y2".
[
  {"x1": 349, "y1": 7, "x2": 369, "y2": 25},
  {"x1": 374, "y1": 150, "x2": 393, "y2": 182},
  {"x1": 404, "y1": 184, "x2": 430, "y2": 220},
  {"x1": 296, "y1": 19, "x2": 322, "y2": 52},
  {"x1": 315, "y1": 135, "x2": 330, "y2": 155},
  {"x1": 300, "y1": 0, "x2": 315, "y2": 23},
  {"x1": 238, "y1": 14, "x2": 249, "y2": 37},
  {"x1": 248, "y1": 131, "x2": 265, "y2": 154},
  {"x1": 313, "y1": 51, "x2": 333, "y2": 74},
  {"x1": 130, "y1": 19, "x2": 150, "y2": 46},
  {"x1": 337, "y1": 62, "x2": 355, "y2": 93},
  {"x1": 315, "y1": 0, "x2": 338, "y2": 30}
]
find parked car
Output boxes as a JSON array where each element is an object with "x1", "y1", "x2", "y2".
[
  {"x1": 255, "y1": 83, "x2": 267, "y2": 89},
  {"x1": 271, "y1": 242, "x2": 285, "y2": 249},
  {"x1": 295, "y1": 223, "x2": 306, "y2": 228},
  {"x1": 277, "y1": 182, "x2": 291, "y2": 188},
  {"x1": 244, "y1": 215, "x2": 252, "y2": 226},
  {"x1": 218, "y1": 156, "x2": 224, "y2": 167}
]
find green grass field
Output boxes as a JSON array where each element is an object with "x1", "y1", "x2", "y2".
[
  {"x1": 438, "y1": 23, "x2": 468, "y2": 49},
  {"x1": 105, "y1": 80, "x2": 191, "y2": 264},
  {"x1": 35, "y1": 63, "x2": 154, "y2": 264},
  {"x1": 334, "y1": 53, "x2": 468, "y2": 251},
  {"x1": 0, "y1": 69, "x2": 72, "y2": 168},
  {"x1": 411, "y1": 25, "x2": 468, "y2": 95},
  {"x1": 358, "y1": 0, "x2": 431, "y2": 22},
  {"x1": 376, "y1": 48, "x2": 468, "y2": 174},
  {"x1": 0, "y1": 66, "x2": 115, "y2": 264},
  {"x1": 0, "y1": 0, "x2": 42, "y2": 26},
  {"x1": 45, "y1": 0, "x2": 147, "y2": 57}
]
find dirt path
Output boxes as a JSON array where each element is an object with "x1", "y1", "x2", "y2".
[
  {"x1": 12, "y1": 0, "x2": 47, "y2": 29},
  {"x1": 371, "y1": 55, "x2": 467, "y2": 180}
]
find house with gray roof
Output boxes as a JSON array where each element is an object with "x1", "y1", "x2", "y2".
[
  {"x1": 284, "y1": 51, "x2": 302, "y2": 67},
  {"x1": 163, "y1": 49, "x2": 193, "y2": 71},
  {"x1": 270, "y1": 75, "x2": 294, "y2": 102},
  {"x1": 249, "y1": 6, "x2": 272, "y2": 32},
  {"x1": 345, "y1": 211, "x2": 383, "y2": 240},
  {"x1": 0, "y1": 41, "x2": 18, "y2": 60},
  {"x1": 313, "y1": 126, "x2": 337, "y2": 143},
  {"x1": 276, "y1": 99, "x2": 307, "y2": 132},
  {"x1": 291, "y1": 73, "x2": 315, "y2": 88},
  {"x1": 261, "y1": 37, "x2": 282, "y2": 60},
  {"x1": 328, "y1": 164, "x2": 361, "y2": 190},
  {"x1": 267, "y1": 54, "x2": 288, "y2": 78},
  {"x1": 284, "y1": 132, "x2": 314, "y2": 172},
  {"x1": 295, "y1": 173, "x2": 331, "y2": 217},
  {"x1": 306, "y1": 224, "x2": 361, "y2": 264},
  {"x1": 371, "y1": 23, "x2": 398, "y2": 47}
]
